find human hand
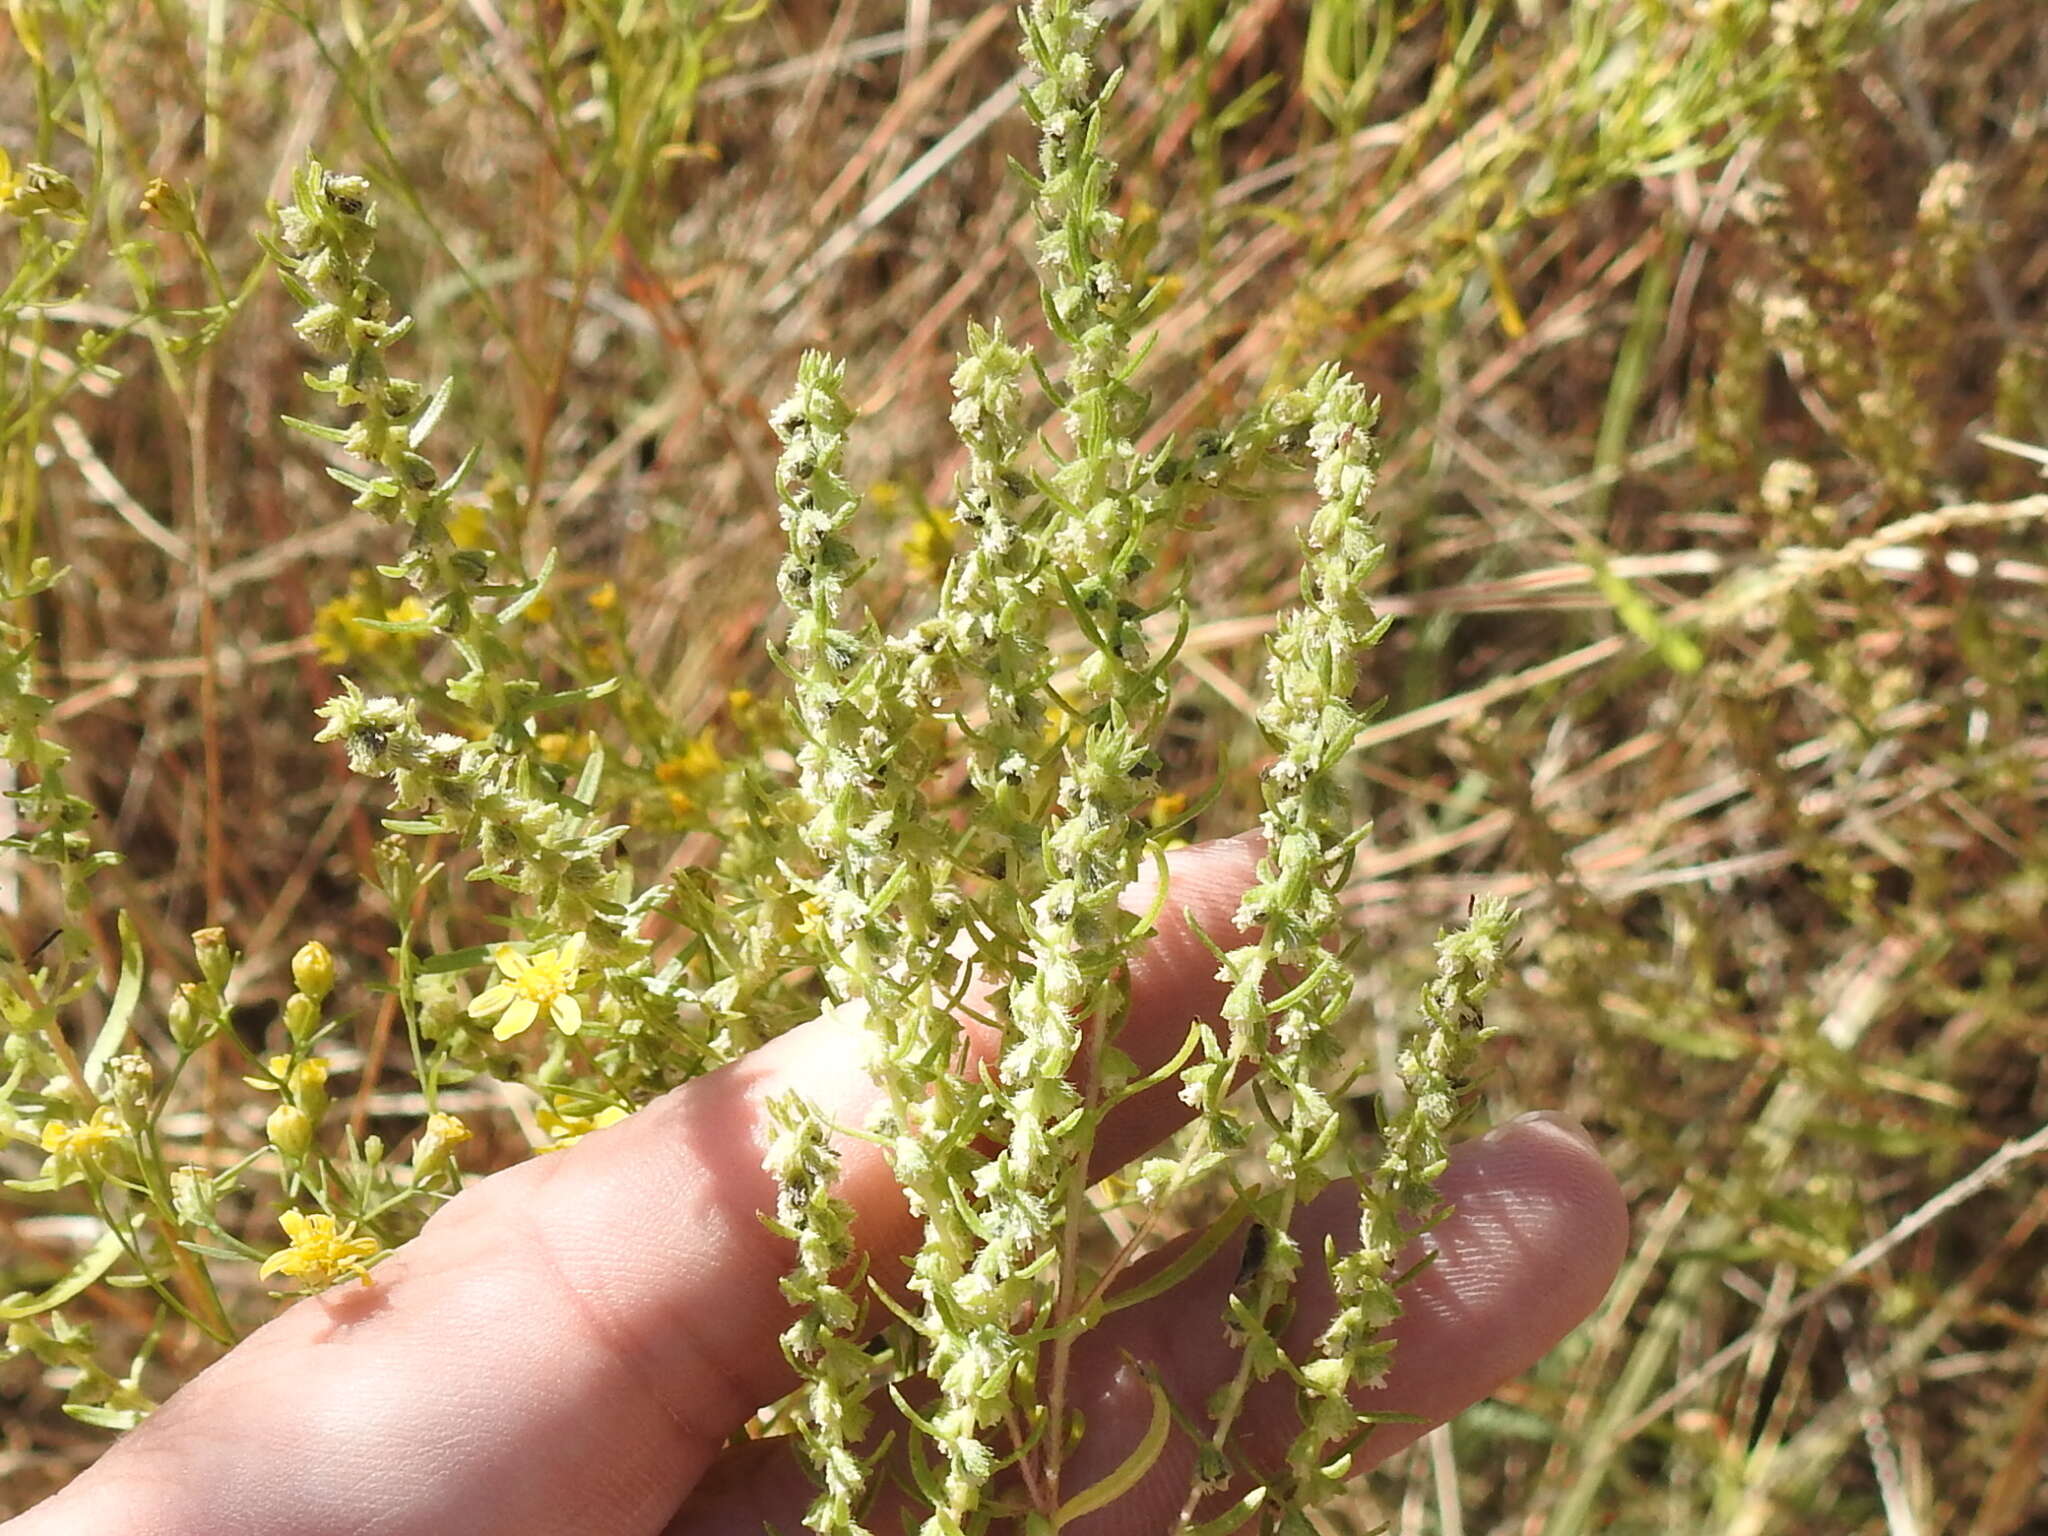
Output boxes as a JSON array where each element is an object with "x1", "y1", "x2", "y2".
[{"x1": 1, "y1": 836, "x2": 1627, "y2": 1536}]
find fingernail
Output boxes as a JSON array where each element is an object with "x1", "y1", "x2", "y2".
[{"x1": 1484, "y1": 1109, "x2": 1599, "y2": 1152}]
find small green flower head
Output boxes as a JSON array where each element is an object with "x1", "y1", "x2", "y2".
[{"x1": 266, "y1": 1102, "x2": 316, "y2": 1163}]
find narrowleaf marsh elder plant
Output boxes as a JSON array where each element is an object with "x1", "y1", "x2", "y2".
[{"x1": 1, "y1": 1, "x2": 1512, "y2": 1531}]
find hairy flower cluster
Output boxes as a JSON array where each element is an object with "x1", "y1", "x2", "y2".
[
  {"x1": 755, "y1": 8, "x2": 1452, "y2": 1536},
  {"x1": 272, "y1": 159, "x2": 560, "y2": 729},
  {"x1": 937, "y1": 323, "x2": 1051, "y2": 851},
  {"x1": 770, "y1": 355, "x2": 971, "y2": 1523},
  {"x1": 764, "y1": 1088, "x2": 875, "y2": 1536}
]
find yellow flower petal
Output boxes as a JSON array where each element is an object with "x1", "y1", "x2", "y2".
[
  {"x1": 492, "y1": 996, "x2": 540, "y2": 1040},
  {"x1": 550, "y1": 995, "x2": 582, "y2": 1035},
  {"x1": 468, "y1": 984, "x2": 515, "y2": 1019}
]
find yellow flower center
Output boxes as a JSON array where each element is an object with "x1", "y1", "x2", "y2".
[
  {"x1": 514, "y1": 952, "x2": 576, "y2": 1007},
  {"x1": 293, "y1": 1219, "x2": 362, "y2": 1267},
  {"x1": 263, "y1": 1210, "x2": 382, "y2": 1287}
]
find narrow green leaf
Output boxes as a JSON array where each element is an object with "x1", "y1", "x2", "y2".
[
  {"x1": 571, "y1": 743, "x2": 606, "y2": 809},
  {"x1": 408, "y1": 376, "x2": 453, "y2": 449},
  {"x1": 0, "y1": 1227, "x2": 125, "y2": 1319},
  {"x1": 1056, "y1": 1368, "x2": 1171, "y2": 1524},
  {"x1": 497, "y1": 548, "x2": 558, "y2": 624},
  {"x1": 83, "y1": 911, "x2": 144, "y2": 1089},
  {"x1": 281, "y1": 413, "x2": 351, "y2": 444},
  {"x1": 417, "y1": 944, "x2": 496, "y2": 976}
]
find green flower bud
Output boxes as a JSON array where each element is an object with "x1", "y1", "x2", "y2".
[
  {"x1": 108, "y1": 1054, "x2": 154, "y2": 1131},
  {"x1": 380, "y1": 379, "x2": 423, "y2": 419},
  {"x1": 283, "y1": 993, "x2": 322, "y2": 1045},
  {"x1": 370, "y1": 834, "x2": 418, "y2": 908},
  {"x1": 414, "y1": 973, "x2": 464, "y2": 1044},
  {"x1": 191, "y1": 927, "x2": 234, "y2": 992},
  {"x1": 169, "y1": 1164, "x2": 219, "y2": 1229},
  {"x1": 295, "y1": 244, "x2": 346, "y2": 301},
  {"x1": 266, "y1": 1103, "x2": 314, "y2": 1163},
  {"x1": 276, "y1": 204, "x2": 318, "y2": 252},
  {"x1": 291, "y1": 940, "x2": 334, "y2": 1002},
  {"x1": 292, "y1": 302, "x2": 349, "y2": 355},
  {"x1": 288, "y1": 1057, "x2": 331, "y2": 1122},
  {"x1": 168, "y1": 982, "x2": 216, "y2": 1051},
  {"x1": 397, "y1": 452, "x2": 438, "y2": 492}
]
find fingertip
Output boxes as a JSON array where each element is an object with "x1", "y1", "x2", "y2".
[
  {"x1": 1335, "y1": 1111, "x2": 1629, "y2": 1452},
  {"x1": 1443, "y1": 1109, "x2": 1632, "y2": 1303}
]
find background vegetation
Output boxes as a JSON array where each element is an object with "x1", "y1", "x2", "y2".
[{"x1": 2, "y1": 0, "x2": 2045, "y2": 1530}]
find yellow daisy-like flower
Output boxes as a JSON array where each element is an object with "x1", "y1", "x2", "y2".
[
  {"x1": 259, "y1": 1209, "x2": 382, "y2": 1289},
  {"x1": 39, "y1": 1106, "x2": 122, "y2": 1158},
  {"x1": 901, "y1": 504, "x2": 958, "y2": 583},
  {"x1": 535, "y1": 1097, "x2": 630, "y2": 1152},
  {"x1": 467, "y1": 935, "x2": 588, "y2": 1041},
  {"x1": 655, "y1": 731, "x2": 723, "y2": 786},
  {"x1": 1148, "y1": 790, "x2": 1189, "y2": 829},
  {"x1": 446, "y1": 501, "x2": 490, "y2": 551},
  {"x1": 38, "y1": 1106, "x2": 124, "y2": 1183}
]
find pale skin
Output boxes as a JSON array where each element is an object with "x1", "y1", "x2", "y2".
[{"x1": 2, "y1": 837, "x2": 1628, "y2": 1535}]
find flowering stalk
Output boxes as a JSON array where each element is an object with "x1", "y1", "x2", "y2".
[
  {"x1": 1284, "y1": 898, "x2": 1513, "y2": 1497},
  {"x1": 764, "y1": 1089, "x2": 877, "y2": 1536},
  {"x1": 270, "y1": 160, "x2": 536, "y2": 724},
  {"x1": 262, "y1": 26, "x2": 1497, "y2": 1536},
  {"x1": 1181, "y1": 366, "x2": 1390, "y2": 1513},
  {"x1": 936, "y1": 321, "x2": 1056, "y2": 868},
  {"x1": 771, "y1": 355, "x2": 975, "y2": 1534},
  {"x1": 276, "y1": 165, "x2": 722, "y2": 1101},
  {"x1": 770, "y1": 352, "x2": 968, "y2": 1146},
  {"x1": 949, "y1": 5, "x2": 1190, "y2": 1519},
  {"x1": 753, "y1": 11, "x2": 1479, "y2": 1535}
]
